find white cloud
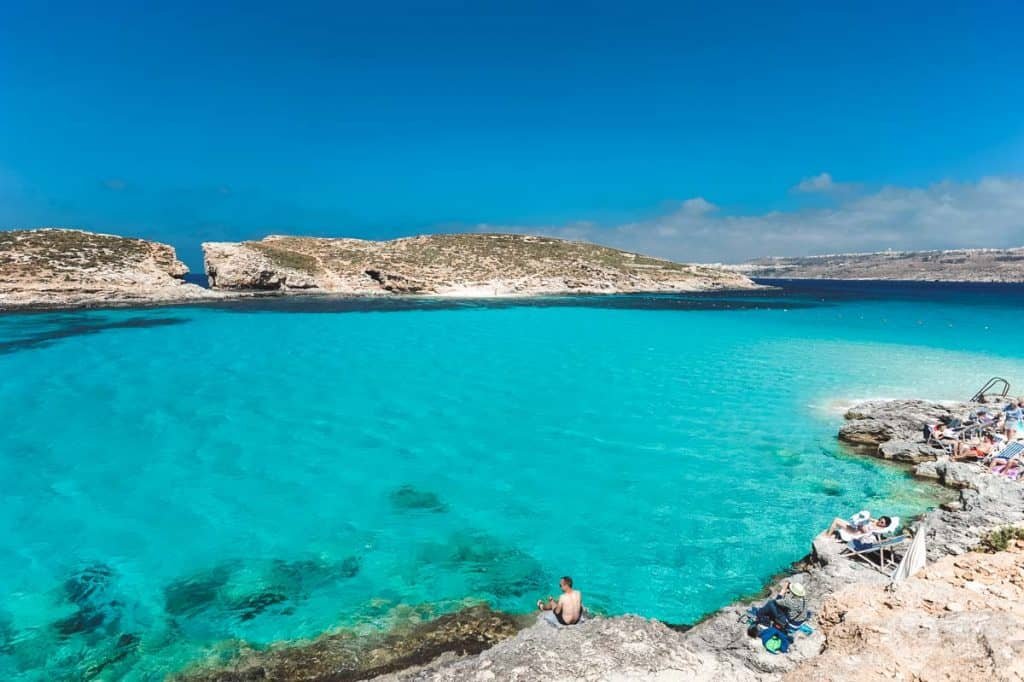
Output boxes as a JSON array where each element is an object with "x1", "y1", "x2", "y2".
[
  {"x1": 794, "y1": 172, "x2": 836, "y2": 193},
  {"x1": 479, "y1": 177, "x2": 1024, "y2": 263}
]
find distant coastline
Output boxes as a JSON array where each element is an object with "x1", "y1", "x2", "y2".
[{"x1": 721, "y1": 246, "x2": 1024, "y2": 282}]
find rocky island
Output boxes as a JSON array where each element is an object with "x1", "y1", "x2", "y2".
[
  {"x1": 0, "y1": 229, "x2": 215, "y2": 309},
  {"x1": 0, "y1": 229, "x2": 758, "y2": 309},
  {"x1": 202, "y1": 233, "x2": 758, "y2": 295},
  {"x1": 728, "y1": 247, "x2": 1024, "y2": 282}
]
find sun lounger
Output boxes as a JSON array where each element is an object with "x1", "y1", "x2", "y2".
[
  {"x1": 925, "y1": 429, "x2": 958, "y2": 455},
  {"x1": 836, "y1": 516, "x2": 900, "y2": 542},
  {"x1": 839, "y1": 535, "x2": 908, "y2": 573},
  {"x1": 987, "y1": 441, "x2": 1024, "y2": 465}
]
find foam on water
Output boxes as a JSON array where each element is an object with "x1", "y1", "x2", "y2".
[{"x1": 1, "y1": 282, "x2": 1022, "y2": 679}]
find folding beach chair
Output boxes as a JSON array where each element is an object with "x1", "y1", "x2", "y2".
[
  {"x1": 839, "y1": 535, "x2": 908, "y2": 573},
  {"x1": 924, "y1": 427, "x2": 957, "y2": 455}
]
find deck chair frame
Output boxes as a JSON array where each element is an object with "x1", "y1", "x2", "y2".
[{"x1": 839, "y1": 535, "x2": 908, "y2": 573}]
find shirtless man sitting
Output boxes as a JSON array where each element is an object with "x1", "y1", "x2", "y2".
[{"x1": 537, "y1": 576, "x2": 583, "y2": 626}]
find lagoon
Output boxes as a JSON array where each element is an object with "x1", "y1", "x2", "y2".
[{"x1": 1, "y1": 281, "x2": 1021, "y2": 679}]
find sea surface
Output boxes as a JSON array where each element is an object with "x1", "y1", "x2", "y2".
[{"x1": 1, "y1": 280, "x2": 1022, "y2": 679}]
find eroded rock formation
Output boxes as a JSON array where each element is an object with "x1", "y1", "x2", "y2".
[{"x1": 0, "y1": 229, "x2": 216, "y2": 309}]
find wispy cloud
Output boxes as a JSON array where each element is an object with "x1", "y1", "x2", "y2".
[
  {"x1": 101, "y1": 178, "x2": 128, "y2": 191},
  {"x1": 793, "y1": 172, "x2": 836, "y2": 193},
  {"x1": 478, "y1": 176, "x2": 1024, "y2": 263}
]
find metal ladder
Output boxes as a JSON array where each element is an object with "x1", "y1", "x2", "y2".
[{"x1": 971, "y1": 377, "x2": 1010, "y2": 403}]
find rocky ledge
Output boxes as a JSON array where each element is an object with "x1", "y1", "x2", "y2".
[
  {"x1": 182, "y1": 400, "x2": 1024, "y2": 681},
  {"x1": 0, "y1": 229, "x2": 217, "y2": 309},
  {"x1": 202, "y1": 233, "x2": 759, "y2": 296}
]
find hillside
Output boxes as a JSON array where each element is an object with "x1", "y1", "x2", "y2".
[
  {"x1": 202, "y1": 233, "x2": 758, "y2": 295},
  {"x1": 732, "y1": 247, "x2": 1024, "y2": 281}
]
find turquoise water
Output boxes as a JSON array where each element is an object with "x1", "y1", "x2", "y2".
[{"x1": 1, "y1": 282, "x2": 1022, "y2": 679}]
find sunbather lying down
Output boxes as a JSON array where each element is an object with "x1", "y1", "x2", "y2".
[
  {"x1": 952, "y1": 434, "x2": 997, "y2": 462},
  {"x1": 827, "y1": 511, "x2": 898, "y2": 544}
]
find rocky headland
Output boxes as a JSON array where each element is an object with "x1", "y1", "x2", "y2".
[
  {"x1": 726, "y1": 247, "x2": 1024, "y2": 282},
  {"x1": 201, "y1": 233, "x2": 759, "y2": 296},
  {"x1": 182, "y1": 398, "x2": 1024, "y2": 681},
  {"x1": 0, "y1": 229, "x2": 217, "y2": 309}
]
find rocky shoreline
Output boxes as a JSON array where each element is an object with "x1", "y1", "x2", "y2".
[{"x1": 180, "y1": 398, "x2": 1024, "y2": 681}]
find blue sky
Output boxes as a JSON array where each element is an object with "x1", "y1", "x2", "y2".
[{"x1": 2, "y1": 1, "x2": 1022, "y2": 268}]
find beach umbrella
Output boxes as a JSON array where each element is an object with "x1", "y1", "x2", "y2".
[{"x1": 891, "y1": 522, "x2": 927, "y2": 583}]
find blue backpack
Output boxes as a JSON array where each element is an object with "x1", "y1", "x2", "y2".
[{"x1": 760, "y1": 626, "x2": 791, "y2": 654}]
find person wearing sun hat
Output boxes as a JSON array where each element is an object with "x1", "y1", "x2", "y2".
[{"x1": 768, "y1": 579, "x2": 808, "y2": 629}]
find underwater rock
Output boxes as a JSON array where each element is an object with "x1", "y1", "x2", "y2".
[
  {"x1": 389, "y1": 485, "x2": 447, "y2": 512},
  {"x1": 165, "y1": 565, "x2": 234, "y2": 617},
  {"x1": 63, "y1": 563, "x2": 114, "y2": 607},
  {"x1": 339, "y1": 556, "x2": 361, "y2": 579},
  {"x1": 269, "y1": 554, "x2": 361, "y2": 592},
  {"x1": 418, "y1": 530, "x2": 546, "y2": 599},
  {"x1": 176, "y1": 604, "x2": 525, "y2": 681},
  {"x1": 82, "y1": 632, "x2": 141, "y2": 679},
  {"x1": 53, "y1": 608, "x2": 109, "y2": 637},
  {"x1": 53, "y1": 563, "x2": 122, "y2": 638},
  {"x1": 232, "y1": 592, "x2": 288, "y2": 622}
]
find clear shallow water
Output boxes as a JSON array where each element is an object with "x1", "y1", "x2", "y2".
[{"x1": 1, "y1": 281, "x2": 1022, "y2": 679}]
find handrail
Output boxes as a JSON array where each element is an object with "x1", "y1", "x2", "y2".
[{"x1": 971, "y1": 376, "x2": 1010, "y2": 402}]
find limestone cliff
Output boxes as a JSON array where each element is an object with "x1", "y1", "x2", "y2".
[
  {"x1": 202, "y1": 233, "x2": 759, "y2": 295},
  {"x1": 0, "y1": 229, "x2": 215, "y2": 309}
]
